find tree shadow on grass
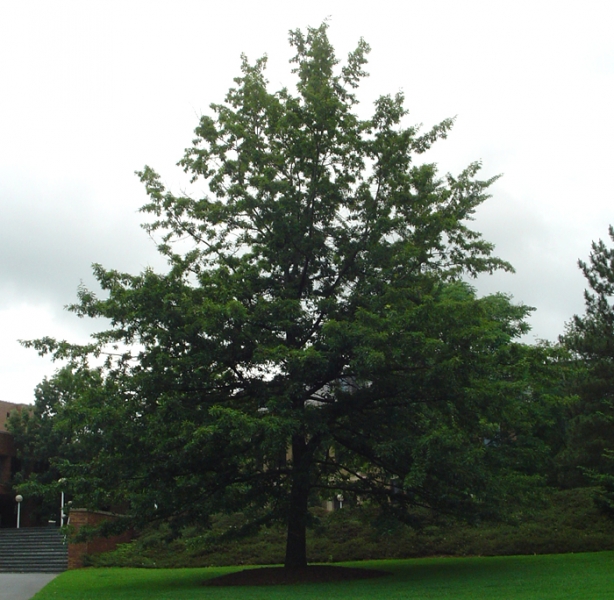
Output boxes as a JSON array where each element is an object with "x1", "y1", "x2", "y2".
[{"x1": 203, "y1": 565, "x2": 390, "y2": 586}]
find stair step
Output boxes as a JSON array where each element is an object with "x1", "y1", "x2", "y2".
[{"x1": 0, "y1": 528, "x2": 67, "y2": 572}]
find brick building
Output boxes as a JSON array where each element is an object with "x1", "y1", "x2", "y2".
[{"x1": 0, "y1": 400, "x2": 30, "y2": 527}]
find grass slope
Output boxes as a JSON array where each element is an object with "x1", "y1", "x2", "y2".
[{"x1": 34, "y1": 552, "x2": 614, "y2": 600}]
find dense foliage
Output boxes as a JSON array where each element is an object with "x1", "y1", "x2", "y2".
[{"x1": 84, "y1": 488, "x2": 614, "y2": 568}]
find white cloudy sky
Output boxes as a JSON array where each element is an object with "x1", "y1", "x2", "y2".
[{"x1": 1, "y1": 1, "x2": 613, "y2": 404}]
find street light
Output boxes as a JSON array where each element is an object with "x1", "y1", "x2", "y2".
[
  {"x1": 58, "y1": 478, "x2": 67, "y2": 527},
  {"x1": 15, "y1": 495, "x2": 23, "y2": 529}
]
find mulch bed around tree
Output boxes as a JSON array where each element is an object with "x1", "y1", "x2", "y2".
[{"x1": 203, "y1": 565, "x2": 391, "y2": 586}]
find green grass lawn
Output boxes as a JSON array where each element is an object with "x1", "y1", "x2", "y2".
[{"x1": 33, "y1": 552, "x2": 614, "y2": 600}]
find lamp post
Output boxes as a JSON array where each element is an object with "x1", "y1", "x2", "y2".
[
  {"x1": 58, "y1": 478, "x2": 67, "y2": 527},
  {"x1": 15, "y1": 495, "x2": 23, "y2": 529}
]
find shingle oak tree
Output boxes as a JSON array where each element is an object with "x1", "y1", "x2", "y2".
[{"x1": 24, "y1": 24, "x2": 546, "y2": 567}]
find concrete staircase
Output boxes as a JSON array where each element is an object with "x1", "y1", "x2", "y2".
[{"x1": 0, "y1": 527, "x2": 68, "y2": 572}]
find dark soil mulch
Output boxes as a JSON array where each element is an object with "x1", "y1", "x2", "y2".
[{"x1": 203, "y1": 565, "x2": 391, "y2": 586}]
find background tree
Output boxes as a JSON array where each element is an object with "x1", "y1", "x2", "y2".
[
  {"x1": 7, "y1": 366, "x2": 117, "y2": 525},
  {"x1": 561, "y1": 226, "x2": 614, "y2": 501},
  {"x1": 7, "y1": 384, "x2": 61, "y2": 526},
  {"x1": 23, "y1": 24, "x2": 553, "y2": 567}
]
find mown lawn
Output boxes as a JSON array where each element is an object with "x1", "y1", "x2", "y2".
[{"x1": 34, "y1": 552, "x2": 614, "y2": 600}]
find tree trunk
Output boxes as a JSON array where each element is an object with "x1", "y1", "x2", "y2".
[{"x1": 284, "y1": 435, "x2": 310, "y2": 568}]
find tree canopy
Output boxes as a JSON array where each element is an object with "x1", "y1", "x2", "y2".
[
  {"x1": 20, "y1": 24, "x2": 552, "y2": 567},
  {"x1": 561, "y1": 226, "x2": 614, "y2": 501}
]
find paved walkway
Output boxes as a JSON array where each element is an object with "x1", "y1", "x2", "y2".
[{"x1": 0, "y1": 573, "x2": 58, "y2": 600}]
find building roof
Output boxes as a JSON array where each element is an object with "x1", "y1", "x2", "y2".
[{"x1": 0, "y1": 400, "x2": 30, "y2": 432}]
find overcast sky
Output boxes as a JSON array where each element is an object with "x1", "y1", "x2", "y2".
[{"x1": 1, "y1": 1, "x2": 613, "y2": 404}]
